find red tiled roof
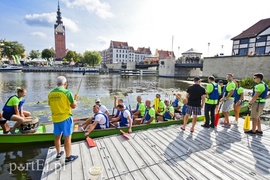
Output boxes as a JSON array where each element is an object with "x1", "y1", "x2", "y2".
[
  {"x1": 231, "y1": 18, "x2": 270, "y2": 40},
  {"x1": 156, "y1": 50, "x2": 175, "y2": 59},
  {"x1": 111, "y1": 41, "x2": 128, "y2": 48},
  {"x1": 136, "y1": 47, "x2": 151, "y2": 54},
  {"x1": 128, "y1": 46, "x2": 134, "y2": 52}
]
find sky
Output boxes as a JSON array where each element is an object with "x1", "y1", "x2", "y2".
[{"x1": 0, "y1": 0, "x2": 270, "y2": 58}]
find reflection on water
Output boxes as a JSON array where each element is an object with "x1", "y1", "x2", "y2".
[{"x1": 0, "y1": 72, "x2": 190, "y2": 179}]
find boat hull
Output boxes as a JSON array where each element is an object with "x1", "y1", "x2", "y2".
[{"x1": 0, "y1": 105, "x2": 249, "y2": 144}]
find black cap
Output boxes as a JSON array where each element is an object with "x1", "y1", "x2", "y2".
[
  {"x1": 218, "y1": 80, "x2": 223, "y2": 84},
  {"x1": 194, "y1": 76, "x2": 201, "y2": 82},
  {"x1": 156, "y1": 94, "x2": 161, "y2": 97}
]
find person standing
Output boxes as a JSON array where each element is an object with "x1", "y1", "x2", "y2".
[
  {"x1": 220, "y1": 73, "x2": 235, "y2": 128},
  {"x1": 245, "y1": 73, "x2": 268, "y2": 135},
  {"x1": 181, "y1": 77, "x2": 206, "y2": 132},
  {"x1": 202, "y1": 76, "x2": 221, "y2": 128},
  {"x1": 216, "y1": 80, "x2": 225, "y2": 113},
  {"x1": 2, "y1": 87, "x2": 31, "y2": 134},
  {"x1": 232, "y1": 80, "x2": 244, "y2": 125},
  {"x1": 48, "y1": 76, "x2": 78, "y2": 163}
]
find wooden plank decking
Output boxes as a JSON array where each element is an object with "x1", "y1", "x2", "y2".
[{"x1": 41, "y1": 117, "x2": 270, "y2": 180}]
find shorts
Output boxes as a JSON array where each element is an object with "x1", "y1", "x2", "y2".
[
  {"x1": 118, "y1": 121, "x2": 129, "y2": 127},
  {"x1": 138, "y1": 114, "x2": 143, "y2": 118},
  {"x1": 53, "y1": 116, "x2": 73, "y2": 137},
  {"x1": 2, "y1": 112, "x2": 14, "y2": 120},
  {"x1": 222, "y1": 99, "x2": 234, "y2": 112},
  {"x1": 251, "y1": 103, "x2": 265, "y2": 119},
  {"x1": 186, "y1": 105, "x2": 201, "y2": 115}
]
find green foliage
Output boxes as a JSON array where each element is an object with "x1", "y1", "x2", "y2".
[
  {"x1": 63, "y1": 50, "x2": 75, "y2": 62},
  {"x1": 41, "y1": 49, "x2": 55, "y2": 61},
  {"x1": 29, "y1": 50, "x2": 41, "y2": 59},
  {"x1": 0, "y1": 40, "x2": 25, "y2": 59},
  {"x1": 241, "y1": 77, "x2": 270, "y2": 89},
  {"x1": 82, "y1": 51, "x2": 101, "y2": 67}
]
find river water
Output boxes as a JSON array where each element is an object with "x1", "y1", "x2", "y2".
[{"x1": 0, "y1": 72, "x2": 191, "y2": 179}]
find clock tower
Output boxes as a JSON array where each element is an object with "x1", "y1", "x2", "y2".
[{"x1": 54, "y1": 1, "x2": 66, "y2": 59}]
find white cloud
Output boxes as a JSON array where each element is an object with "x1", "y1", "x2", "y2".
[
  {"x1": 24, "y1": 12, "x2": 79, "y2": 32},
  {"x1": 97, "y1": 36, "x2": 108, "y2": 46},
  {"x1": 65, "y1": 0, "x2": 114, "y2": 19},
  {"x1": 30, "y1": 32, "x2": 47, "y2": 39}
]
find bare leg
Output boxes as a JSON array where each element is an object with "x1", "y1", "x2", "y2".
[
  {"x1": 54, "y1": 134, "x2": 62, "y2": 154},
  {"x1": 191, "y1": 115, "x2": 197, "y2": 129},
  {"x1": 10, "y1": 115, "x2": 24, "y2": 130},
  {"x1": 257, "y1": 118, "x2": 262, "y2": 131},
  {"x1": 64, "y1": 135, "x2": 72, "y2": 158},
  {"x1": 223, "y1": 111, "x2": 229, "y2": 124},
  {"x1": 182, "y1": 114, "x2": 190, "y2": 128},
  {"x1": 251, "y1": 118, "x2": 258, "y2": 132},
  {"x1": 23, "y1": 111, "x2": 31, "y2": 117},
  {"x1": 234, "y1": 105, "x2": 241, "y2": 121}
]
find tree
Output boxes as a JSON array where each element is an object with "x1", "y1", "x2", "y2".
[
  {"x1": 0, "y1": 41, "x2": 25, "y2": 59},
  {"x1": 41, "y1": 49, "x2": 55, "y2": 61},
  {"x1": 63, "y1": 50, "x2": 80, "y2": 63},
  {"x1": 29, "y1": 50, "x2": 41, "y2": 59},
  {"x1": 83, "y1": 51, "x2": 102, "y2": 67}
]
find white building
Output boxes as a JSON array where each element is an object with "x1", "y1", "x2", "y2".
[{"x1": 102, "y1": 41, "x2": 152, "y2": 64}]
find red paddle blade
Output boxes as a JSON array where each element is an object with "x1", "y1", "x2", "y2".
[
  {"x1": 214, "y1": 114, "x2": 220, "y2": 127},
  {"x1": 86, "y1": 137, "x2": 96, "y2": 147},
  {"x1": 120, "y1": 130, "x2": 130, "y2": 139}
]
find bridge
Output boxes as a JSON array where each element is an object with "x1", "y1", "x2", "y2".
[{"x1": 121, "y1": 62, "x2": 203, "y2": 69}]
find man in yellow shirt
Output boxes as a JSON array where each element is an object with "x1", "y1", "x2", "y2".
[{"x1": 48, "y1": 76, "x2": 78, "y2": 163}]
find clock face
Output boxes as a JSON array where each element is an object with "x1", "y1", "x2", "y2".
[{"x1": 55, "y1": 25, "x2": 64, "y2": 33}]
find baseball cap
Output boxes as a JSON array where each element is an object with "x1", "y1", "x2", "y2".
[
  {"x1": 218, "y1": 80, "x2": 223, "y2": 84},
  {"x1": 95, "y1": 98, "x2": 100, "y2": 103},
  {"x1": 194, "y1": 76, "x2": 201, "y2": 82}
]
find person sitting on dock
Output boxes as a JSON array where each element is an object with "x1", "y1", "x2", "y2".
[
  {"x1": 112, "y1": 104, "x2": 132, "y2": 133},
  {"x1": 84, "y1": 105, "x2": 109, "y2": 136},
  {"x1": 141, "y1": 100, "x2": 156, "y2": 124},
  {"x1": 163, "y1": 99, "x2": 175, "y2": 121},
  {"x1": 132, "y1": 96, "x2": 145, "y2": 120},
  {"x1": 2, "y1": 87, "x2": 31, "y2": 134},
  {"x1": 155, "y1": 94, "x2": 165, "y2": 122}
]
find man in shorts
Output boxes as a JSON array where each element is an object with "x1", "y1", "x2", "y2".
[
  {"x1": 48, "y1": 76, "x2": 78, "y2": 163},
  {"x1": 245, "y1": 73, "x2": 268, "y2": 135},
  {"x1": 180, "y1": 77, "x2": 206, "y2": 132},
  {"x1": 220, "y1": 73, "x2": 235, "y2": 128}
]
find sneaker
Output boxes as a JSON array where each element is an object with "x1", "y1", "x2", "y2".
[
  {"x1": 231, "y1": 120, "x2": 238, "y2": 125},
  {"x1": 222, "y1": 123, "x2": 231, "y2": 128},
  {"x1": 245, "y1": 130, "x2": 256, "y2": 135},
  {"x1": 65, "y1": 155, "x2": 78, "y2": 163},
  {"x1": 256, "y1": 130, "x2": 263, "y2": 135},
  {"x1": 56, "y1": 151, "x2": 64, "y2": 160},
  {"x1": 201, "y1": 124, "x2": 209, "y2": 128}
]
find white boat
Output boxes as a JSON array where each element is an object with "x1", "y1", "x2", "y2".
[{"x1": 0, "y1": 65, "x2": 22, "y2": 72}]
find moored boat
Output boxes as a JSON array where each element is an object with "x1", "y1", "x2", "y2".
[
  {"x1": 0, "y1": 105, "x2": 249, "y2": 144},
  {"x1": 0, "y1": 65, "x2": 22, "y2": 72}
]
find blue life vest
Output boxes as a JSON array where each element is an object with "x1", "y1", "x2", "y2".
[
  {"x1": 252, "y1": 82, "x2": 268, "y2": 100},
  {"x1": 2, "y1": 95, "x2": 25, "y2": 113},
  {"x1": 182, "y1": 104, "x2": 187, "y2": 115},
  {"x1": 94, "y1": 112, "x2": 109, "y2": 129},
  {"x1": 144, "y1": 107, "x2": 154, "y2": 121},
  {"x1": 234, "y1": 87, "x2": 242, "y2": 102},
  {"x1": 164, "y1": 106, "x2": 174, "y2": 120},
  {"x1": 172, "y1": 99, "x2": 179, "y2": 108},
  {"x1": 115, "y1": 105, "x2": 129, "y2": 117},
  {"x1": 223, "y1": 84, "x2": 234, "y2": 98},
  {"x1": 119, "y1": 109, "x2": 131, "y2": 126},
  {"x1": 209, "y1": 83, "x2": 219, "y2": 100}
]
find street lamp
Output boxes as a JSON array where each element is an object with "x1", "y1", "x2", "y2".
[{"x1": 207, "y1": 42, "x2": 210, "y2": 56}]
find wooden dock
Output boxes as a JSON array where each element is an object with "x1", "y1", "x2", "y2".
[{"x1": 41, "y1": 117, "x2": 270, "y2": 180}]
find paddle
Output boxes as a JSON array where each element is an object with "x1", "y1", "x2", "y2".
[
  {"x1": 75, "y1": 69, "x2": 86, "y2": 95},
  {"x1": 110, "y1": 122, "x2": 130, "y2": 139},
  {"x1": 214, "y1": 102, "x2": 223, "y2": 127},
  {"x1": 81, "y1": 127, "x2": 97, "y2": 147}
]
